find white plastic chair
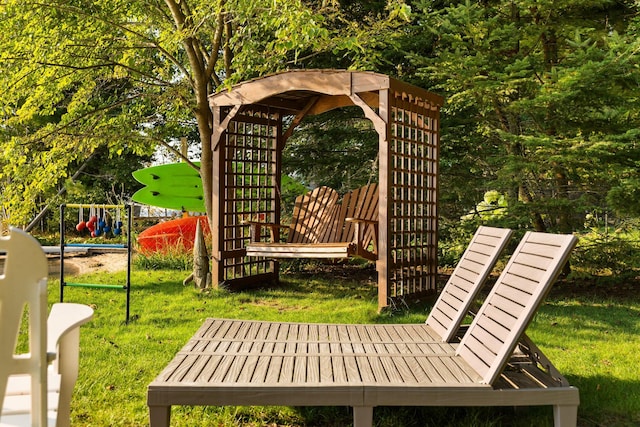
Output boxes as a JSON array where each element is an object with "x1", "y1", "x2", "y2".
[{"x1": 1, "y1": 227, "x2": 93, "y2": 427}]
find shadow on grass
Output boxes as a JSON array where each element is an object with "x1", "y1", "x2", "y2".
[
  {"x1": 568, "y1": 375, "x2": 640, "y2": 427},
  {"x1": 536, "y1": 297, "x2": 640, "y2": 345},
  {"x1": 221, "y1": 404, "x2": 565, "y2": 427}
]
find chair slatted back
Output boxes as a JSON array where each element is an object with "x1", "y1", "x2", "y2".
[
  {"x1": 287, "y1": 187, "x2": 339, "y2": 244},
  {"x1": 320, "y1": 183, "x2": 379, "y2": 244},
  {"x1": 287, "y1": 184, "x2": 379, "y2": 246},
  {"x1": 456, "y1": 232, "x2": 577, "y2": 385},
  {"x1": 0, "y1": 227, "x2": 49, "y2": 426},
  {"x1": 425, "y1": 226, "x2": 513, "y2": 342}
]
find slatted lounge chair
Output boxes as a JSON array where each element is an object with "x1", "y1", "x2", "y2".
[
  {"x1": 1, "y1": 227, "x2": 93, "y2": 427},
  {"x1": 245, "y1": 184, "x2": 378, "y2": 260},
  {"x1": 424, "y1": 226, "x2": 512, "y2": 342},
  {"x1": 148, "y1": 231, "x2": 578, "y2": 427}
]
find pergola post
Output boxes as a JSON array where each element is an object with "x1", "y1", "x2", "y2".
[
  {"x1": 377, "y1": 88, "x2": 390, "y2": 310},
  {"x1": 210, "y1": 106, "x2": 224, "y2": 286}
]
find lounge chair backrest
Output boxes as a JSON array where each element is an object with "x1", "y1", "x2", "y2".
[
  {"x1": 456, "y1": 231, "x2": 578, "y2": 385},
  {"x1": 287, "y1": 186, "x2": 340, "y2": 244},
  {"x1": 0, "y1": 227, "x2": 49, "y2": 426},
  {"x1": 425, "y1": 226, "x2": 513, "y2": 342}
]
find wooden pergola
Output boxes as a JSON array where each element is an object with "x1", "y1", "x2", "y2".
[{"x1": 208, "y1": 70, "x2": 444, "y2": 311}]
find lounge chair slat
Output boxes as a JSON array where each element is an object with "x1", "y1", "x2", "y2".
[
  {"x1": 461, "y1": 249, "x2": 492, "y2": 266},
  {"x1": 319, "y1": 356, "x2": 333, "y2": 382},
  {"x1": 440, "y1": 356, "x2": 480, "y2": 383},
  {"x1": 428, "y1": 357, "x2": 464, "y2": 383},
  {"x1": 507, "y1": 258, "x2": 550, "y2": 282},
  {"x1": 293, "y1": 355, "x2": 308, "y2": 382},
  {"x1": 364, "y1": 325, "x2": 387, "y2": 342},
  {"x1": 408, "y1": 324, "x2": 441, "y2": 342},
  {"x1": 236, "y1": 355, "x2": 259, "y2": 383},
  {"x1": 379, "y1": 357, "x2": 412, "y2": 383},
  {"x1": 155, "y1": 353, "x2": 188, "y2": 382},
  {"x1": 170, "y1": 354, "x2": 202, "y2": 382},
  {"x1": 404, "y1": 357, "x2": 430, "y2": 382},
  {"x1": 250, "y1": 355, "x2": 269, "y2": 383},
  {"x1": 501, "y1": 280, "x2": 539, "y2": 303},
  {"x1": 225, "y1": 355, "x2": 249, "y2": 382},
  {"x1": 365, "y1": 356, "x2": 388, "y2": 382},
  {"x1": 441, "y1": 280, "x2": 472, "y2": 304},
  {"x1": 264, "y1": 356, "x2": 282, "y2": 383},
  {"x1": 465, "y1": 323, "x2": 504, "y2": 352},
  {"x1": 489, "y1": 293, "x2": 527, "y2": 319},
  {"x1": 476, "y1": 305, "x2": 516, "y2": 338},
  {"x1": 347, "y1": 356, "x2": 366, "y2": 382},
  {"x1": 515, "y1": 254, "x2": 554, "y2": 269},
  {"x1": 279, "y1": 356, "x2": 295, "y2": 383},
  {"x1": 414, "y1": 356, "x2": 447, "y2": 382},
  {"x1": 454, "y1": 262, "x2": 486, "y2": 283},
  {"x1": 432, "y1": 297, "x2": 458, "y2": 323}
]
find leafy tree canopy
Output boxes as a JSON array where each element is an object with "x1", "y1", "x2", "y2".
[
  {"x1": 0, "y1": 0, "x2": 410, "y2": 225},
  {"x1": 409, "y1": 0, "x2": 640, "y2": 231}
]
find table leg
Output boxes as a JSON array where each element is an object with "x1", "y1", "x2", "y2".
[{"x1": 149, "y1": 404, "x2": 171, "y2": 427}]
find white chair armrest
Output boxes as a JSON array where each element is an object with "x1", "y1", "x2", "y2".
[{"x1": 47, "y1": 303, "x2": 94, "y2": 356}]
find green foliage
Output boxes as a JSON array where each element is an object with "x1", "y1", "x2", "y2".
[
  {"x1": 67, "y1": 146, "x2": 152, "y2": 204},
  {"x1": 572, "y1": 218, "x2": 640, "y2": 278},
  {"x1": 437, "y1": 220, "x2": 481, "y2": 267},
  {"x1": 607, "y1": 175, "x2": 640, "y2": 216},
  {"x1": 133, "y1": 251, "x2": 193, "y2": 271},
  {"x1": 279, "y1": 175, "x2": 308, "y2": 213},
  {"x1": 461, "y1": 190, "x2": 508, "y2": 221},
  {"x1": 0, "y1": 0, "x2": 408, "y2": 226},
  {"x1": 283, "y1": 107, "x2": 379, "y2": 193},
  {"x1": 409, "y1": 0, "x2": 640, "y2": 231}
]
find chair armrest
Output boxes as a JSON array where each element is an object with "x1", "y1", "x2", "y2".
[
  {"x1": 46, "y1": 303, "x2": 93, "y2": 423},
  {"x1": 345, "y1": 217, "x2": 377, "y2": 225},
  {"x1": 345, "y1": 218, "x2": 378, "y2": 260},
  {"x1": 244, "y1": 221, "x2": 289, "y2": 243},
  {"x1": 47, "y1": 303, "x2": 94, "y2": 358}
]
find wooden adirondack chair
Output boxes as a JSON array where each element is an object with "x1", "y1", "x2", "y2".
[
  {"x1": 148, "y1": 231, "x2": 579, "y2": 427},
  {"x1": 245, "y1": 183, "x2": 378, "y2": 260},
  {"x1": 1, "y1": 227, "x2": 93, "y2": 427}
]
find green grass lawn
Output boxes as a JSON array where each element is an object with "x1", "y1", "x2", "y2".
[{"x1": 53, "y1": 266, "x2": 640, "y2": 426}]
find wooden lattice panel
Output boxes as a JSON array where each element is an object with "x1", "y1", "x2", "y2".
[
  {"x1": 388, "y1": 91, "x2": 439, "y2": 301},
  {"x1": 220, "y1": 109, "x2": 281, "y2": 282}
]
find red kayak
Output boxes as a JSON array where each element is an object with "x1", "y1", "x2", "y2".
[{"x1": 137, "y1": 216, "x2": 211, "y2": 254}]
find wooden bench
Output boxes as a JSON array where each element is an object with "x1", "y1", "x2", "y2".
[
  {"x1": 245, "y1": 184, "x2": 378, "y2": 260},
  {"x1": 148, "y1": 232, "x2": 579, "y2": 427}
]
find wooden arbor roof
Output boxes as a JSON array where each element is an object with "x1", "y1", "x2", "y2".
[{"x1": 208, "y1": 70, "x2": 444, "y2": 311}]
